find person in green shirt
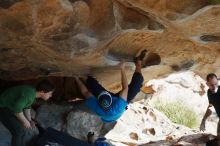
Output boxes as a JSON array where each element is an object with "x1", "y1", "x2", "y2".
[{"x1": 0, "y1": 80, "x2": 55, "y2": 146}]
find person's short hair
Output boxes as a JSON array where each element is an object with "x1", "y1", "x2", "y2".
[
  {"x1": 36, "y1": 80, "x2": 55, "y2": 93},
  {"x1": 206, "y1": 73, "x2": 217, "y2": 81}
]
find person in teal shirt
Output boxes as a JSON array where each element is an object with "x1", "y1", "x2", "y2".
[
  {"x1": 0, "y1": 80, "x2": 55, "y2": 146},
  {"x1": 75, "y1": 50, "x2": 146, "y2": 123}
]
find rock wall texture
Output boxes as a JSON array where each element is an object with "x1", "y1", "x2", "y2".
[
  {"x1": 0, "y1": 0, "x2": 219, "y2": 84},
  {"x1": 1, "y1": 1, "x2": 220, "y2": 146}
]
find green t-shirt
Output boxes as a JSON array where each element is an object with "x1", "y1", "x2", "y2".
[{"x1": 0, "y1": 85, "x2": 36, "y2": 113}]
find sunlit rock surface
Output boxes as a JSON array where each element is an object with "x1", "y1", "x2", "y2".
[
  {"x1": 0, "y1": 0, "x2": 219, "y2": 81},
  {"x1": 0, "y1": 1, "x2": 220, "y2": 146}
]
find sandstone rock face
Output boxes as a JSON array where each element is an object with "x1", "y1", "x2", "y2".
[
  {"x1": 1, "y1": 1, "x2": 220, "y2": 146},
  {"x1": 104, "y1": 71, "x2": 219, "y2": 146},
  {"x1": 105, "y1": 102, "x2": 193, "y2": 145},
  {"x1": 144, "y1": 71, "x2": 219, "y2": 135},
  {"x1": 0, "y1": 0, "x2": 219, "y2": 82},
  {"x1": 147, "y1": 71, "x2": 208, "y2": 117},
  {"x1": 140, "y1": 133, "x2": 215, "y2": 146}
]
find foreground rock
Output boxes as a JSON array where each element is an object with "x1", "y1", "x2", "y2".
[
  {"x1": 141, "y1": 133, "x2": 215, "y2": 146},
  {"x1": 105, "y1": 102, "x2": 202, "y2": 146},
  {"x1": 0, "y1": 96, "x2": 216, "y2": 146},
  {"x1": 36, "y1": 102, "x2": 195, "y2": 145},
  {"x1": 35, "y1": 102, "x2": 217, "y2": 145}
]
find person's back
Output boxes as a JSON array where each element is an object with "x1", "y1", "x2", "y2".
[
  {"x1": 0, "y1": 85, "x2": 36, "y2": 113},
  {"x1": 85, "y1": 95, "x2": 128, "y2": 122},
  {"x1": 207, "y1": 86, "x2": 220, "y2": 116}
]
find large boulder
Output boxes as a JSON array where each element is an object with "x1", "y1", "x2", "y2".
[
  {"x1": 66, "y1": 110, "x2": 103, "y2": 140},
  {"x1": 105, "y1": 102, "x2": 196, "y2": 145},
  {"x1": 35, "y1": 104, "x2": 74, "y2": 131}
]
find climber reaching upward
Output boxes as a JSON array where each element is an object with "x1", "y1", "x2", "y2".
[{"x1": 74, "y1": 49, "x2": 147, "y2": 123}]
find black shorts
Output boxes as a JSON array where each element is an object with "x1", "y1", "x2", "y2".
[{"x1": 85, "y1": 72, "x2": 144, "y2": 103}]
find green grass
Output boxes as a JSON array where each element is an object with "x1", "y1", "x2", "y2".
[
  {"x1": 210, "y1": 0, "x2": 220, "y2": 4},
  {"x1": 154, "y1": 102, "x2": 198, "y2": 129}
]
